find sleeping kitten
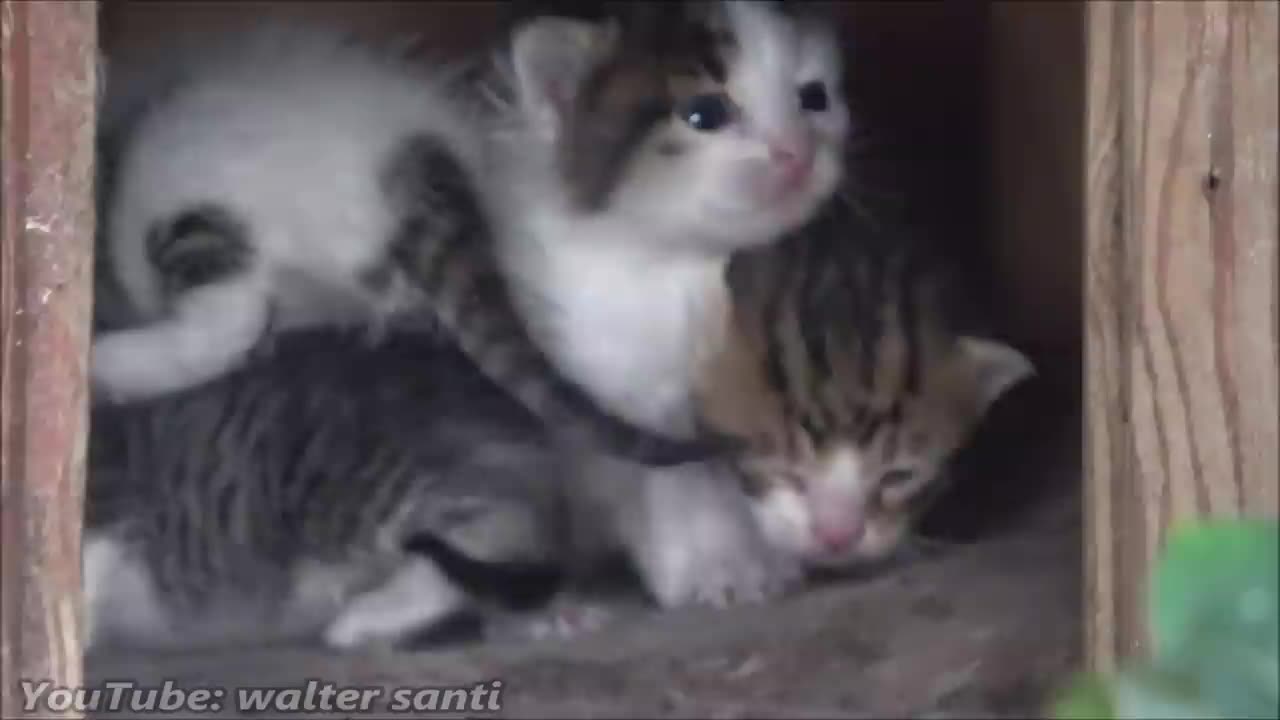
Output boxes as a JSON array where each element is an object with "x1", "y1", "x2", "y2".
[
  {"x1": 84, "y1": 327, "x2": 573, "y2": 653},
  {"x1": 89, "y1": 19, "x2": 723, "y2": 468},
  {"x1": 479, "y1": 1, "x2": 852, "y2": 607},
  {"x1": 696, "y1": 193, "x2": 1036, "y2": 570}
]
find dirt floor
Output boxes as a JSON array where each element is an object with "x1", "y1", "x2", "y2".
[{"x1": 86, "y1": 393, "x2": 1081, "y2": 720}]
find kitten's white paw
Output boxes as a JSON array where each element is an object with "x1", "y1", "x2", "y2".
[
  {"x1": 322, "y1": 559, "x2": 465, "y2": 651},
  {"x1": 633, "y1": 467, "x2": 803, "y2": 609},
  {"x1": 81, "y1": 532, "x2": 169, "y2": 651},
  {"x1": 487, "y1": 599, "x2": 614, "y2": 644},
  {"x1": 646, "y1": 532, "x2": 801, "y2": 608},
  {"x1": 322, "y1": 610, "x2": 385, "y2": 650},
  {"x1": 524, "y1": 602, "x2": 613, "y2": 641}
]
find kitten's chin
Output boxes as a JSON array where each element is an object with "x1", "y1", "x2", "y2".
[
  {"x1": 703, "y1": 165, "x2": 842, "y2": 249},
  {"x1": 680, "y1": 190, "x2": 835, "y2": 252}
]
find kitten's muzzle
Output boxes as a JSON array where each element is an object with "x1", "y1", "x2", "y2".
[
  {"x1": 814, "y1": 516, "x2": 866, "y2": 554},
  {"x1": 767, "y1": 132, "x2": 816, "y2": 190}
]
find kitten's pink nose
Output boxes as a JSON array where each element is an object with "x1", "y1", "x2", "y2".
[
  {"x1": 768, "y1": 134, "x2": 816, "y2": 182},
  {"x1": 814, "y1": 519, "x2": 865, "y2": 554}
]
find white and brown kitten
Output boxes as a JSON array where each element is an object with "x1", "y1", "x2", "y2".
[
  {"x1": 477, "y1": 1, "x2": 852, "y2": 608},
  {"x1": 90, "y1": 18, "x2": 725, "y2": 468}
]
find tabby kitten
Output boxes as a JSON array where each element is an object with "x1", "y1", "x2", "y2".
[
  {"x1": 84, "y1": 327, "x2": 572, "y2": 653},
  {"x1": 695, "y1": 193, "x2": 1036, "y2": 570},
  {"x1": 89, "y1": 18, "x2": 724, "y2": 468}
]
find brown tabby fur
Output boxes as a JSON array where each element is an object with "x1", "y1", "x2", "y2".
[{"x1": 694, "y1": 192, "x2": 1033, "y2": 560}]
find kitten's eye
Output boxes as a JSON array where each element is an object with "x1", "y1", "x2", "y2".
[
  {"x1": 798, "y1": 81, "x2": 829, "y2": 112},
  {"x1": 679, "y1": 93, "x2": 733, "y2": 132}
]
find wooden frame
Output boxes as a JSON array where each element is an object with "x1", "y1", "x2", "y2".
[
  {"x1": 1084, "y1": 0, "x2": 1278, "y2": 670},
  {"x1": 1, "y1": 1, "x2": 97, "y2": 715},
  {"x1": 0, "y1": 0, "x2": 1276, "y2": 712}
]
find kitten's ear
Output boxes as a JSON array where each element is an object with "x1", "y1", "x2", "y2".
[
  {"x1": 511, "y1": 16, "x2": 619, "y2": 141},
  {"x1": 957, "y1": 336, "x2": 1036, "y2": 416}
]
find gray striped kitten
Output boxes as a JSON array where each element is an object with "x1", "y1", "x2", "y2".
[
  {"x1": 84, "y1": 327, "x2": 573, "y2": 653},
  {"x1": 89, "y1": 17, "x2": 732, "y2": 468}
]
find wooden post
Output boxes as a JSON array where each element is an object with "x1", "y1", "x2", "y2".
[
  {"x1": 1085, "y1": 1, "x2": 1279, "y2": 671},
  {"x1": 1, "y1": 1, "x2": 97, "y2": 716}
]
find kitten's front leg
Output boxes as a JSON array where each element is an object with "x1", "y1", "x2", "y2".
[
  {"x1": 82, "y1": 531, "x2": 169, "y2": 653},
  {"x1": 323, "y1": 558, "x2": 468, "y2": 650},
  {"x1": 624, "y1": 462, "x2": 802, "y2": 608}
]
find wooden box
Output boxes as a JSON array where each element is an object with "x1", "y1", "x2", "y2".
[{"x1": 1, "y1": 1, "x2": 1275, "y2": 710}]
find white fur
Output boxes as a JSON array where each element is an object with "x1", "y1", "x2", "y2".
[
  {"x1": 626, "y1": 464, "x2": 801, "y2": 606},
  {"x1": 322, "y1": 558, "x2": 467, "y2": 649},
  {"x1": 84, "y1": 538, "x2": 466, "y2": 652},
  {"x1": 492, "y1": 3, "x2": 847, "y2": 605},
  {"x1": 95, "y1": 26, "x2": 485, "y2": 401},
  {"x1": 566, "y1": 455, "x2": 802, "y2": 608},
  {"x1": 492, "y1": 3, "x2": 848, "y2": 430},
  {"x1": 82, "y1": 533, "x2": 168, "y2": 652},
  {"x1": 96, "y1": 5, "x2": 847, "y2": 409},
  {"x1": 484, "y1": 3, "x2": 848, "y2": 606}
]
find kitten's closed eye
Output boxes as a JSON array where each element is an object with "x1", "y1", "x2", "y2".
[
  {"x1": 798, "y1": 81, "x2": 828, "y2": 113},
  {"x1": 679, "y1": 92, "x2": 734, "y2": 132},
  {"x1": 879, "y1": 469, "x2": 918, "y2": 505}
]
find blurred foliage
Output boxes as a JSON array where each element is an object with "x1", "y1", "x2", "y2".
[{"x1": 1053, "y1": 518, "x2": 1278, "y2": 719}]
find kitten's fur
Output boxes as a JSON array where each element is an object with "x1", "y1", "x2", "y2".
[
  {"x1": 697, "y1": 194, "x2": 1035, "y2": 570},
  {"x1": 481, "y1": 1, "x2": 852, "y2": 607},
  {"x1": 84, "y1": 328, "x2": 572, "y2": 653},
  {"x1": 90, "y1": 19, "x2": 724, "y2": 468}
]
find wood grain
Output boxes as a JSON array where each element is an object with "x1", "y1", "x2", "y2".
[
  {"x1": 1085, "y1": 0, "x2": 1279, "y2": 670},
  {"x1": 1, "y1": 1, "x2": 97, "y2": 715}
]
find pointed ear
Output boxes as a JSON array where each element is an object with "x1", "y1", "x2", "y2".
[
  {"x1": 510, "y1": 17, "x2": 619, "y2": 141},
  {"x1": 957, "y1": 336, "x2": 1036, "y2": 416}
]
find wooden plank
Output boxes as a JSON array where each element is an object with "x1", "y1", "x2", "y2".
[
  {"x1": 1085, "y1": 0, "x2": 1279, "y2": 671},
  {"x1": 1, "y1": 1, "x2": 97, "y2": 716}
]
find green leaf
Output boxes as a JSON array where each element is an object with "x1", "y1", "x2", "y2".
[
  {"x1": 1150, "y1": 519, "x2": 1279, "y2": 663},
  {"x1": 1052, "y1": 672, "x2": 1116, "y2": 719},
  {"x1": 1110, "y1": 667, "x2": 1219, "y2": 719},
  {"x1": 1147, "y1": 518, "x2": 1279, "y2": 719},
  {"x1": 1053, "y1": 519, "x2": 1278, "y2": 720}
]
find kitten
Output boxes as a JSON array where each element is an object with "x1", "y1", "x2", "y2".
[
  {"x1": 696, "y1": 192, "x2": 1036, "y2": 571},
  {"x1": 477, "y1": 1, "x2": 852, "y2": 608},
  {"x1": 84, "y1": 327, "x2": 573, "y2": 653},
  {"x1": 89, "y1": 20, "x2": 724, "y2": 468},
  {"x1": 513, "y1": 184, "x2": 1036, "y2": 641}
]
